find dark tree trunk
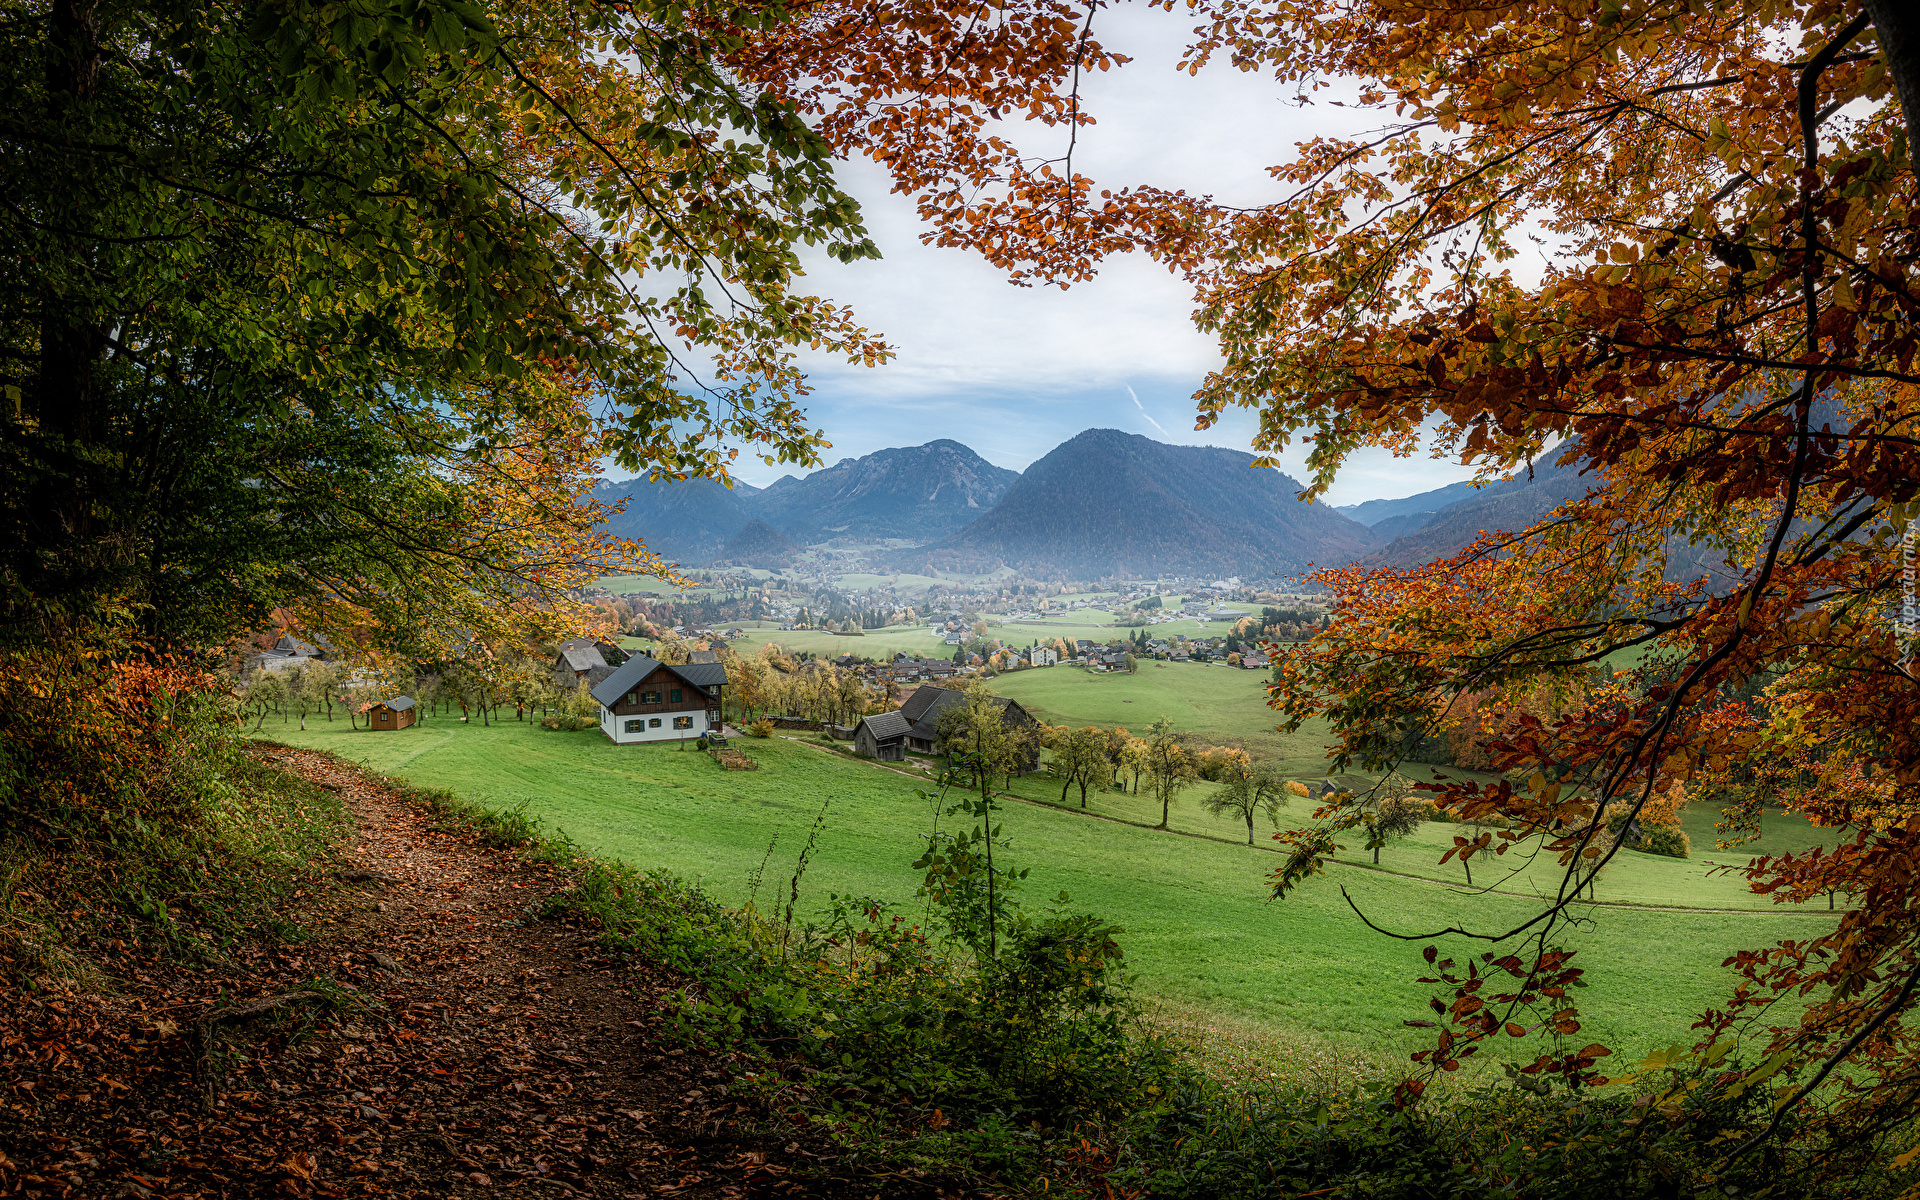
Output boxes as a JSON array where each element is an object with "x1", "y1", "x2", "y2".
[{"x1": 1866, "y1": 0, "x2": 1920, "y2": 148}]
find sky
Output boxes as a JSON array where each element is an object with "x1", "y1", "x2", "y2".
[{"x1": 714, "y1": 7, "x2": 1485, "y2": 507}]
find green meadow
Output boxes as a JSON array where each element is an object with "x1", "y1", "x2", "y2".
[
  {"x1": 994, "y1": 660, "x2": 1309, "y2": 762},
  {"x1": 259, "y1": 717, "x2": 1834, "y2": 1081}
]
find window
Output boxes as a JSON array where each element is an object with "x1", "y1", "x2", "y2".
[
  {"x1": 641, "y1": 690, "x2": 661, "y2": 704},
  {"x1": 624, "y1": 691, "x2": 638, "y2": 704},
  {"x1": 672, "y1": 715, "x2": 693, "y2": 730},
  {"x1": 669, "y1": 689, "x2": 682, "y2": 703},
  {"x1": 624, "y1": 720, "x2": 645, "y2": 733},
  {"x1": 649, "y1": 718, "x2": 661, "y2": 728}
]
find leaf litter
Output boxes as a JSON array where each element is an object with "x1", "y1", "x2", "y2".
[{"x1": 0, "y1": 747, "x2": 969, "y2": 1199}]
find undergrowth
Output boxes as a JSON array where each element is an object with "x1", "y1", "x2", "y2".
[
  {"x1": 378, "y1": 760, "x2": 1914, "y2": 1198},
  {"x1": 0, "y1": 651, "x2": 350, "y2": 986}
]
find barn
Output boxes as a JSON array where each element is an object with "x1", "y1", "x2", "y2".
[
  {"x1": 852, "y1": 710, "x2": 911, "y2": 761},
  {"x1": 589, "y1": 656, "x2": 728, "y2": 745}
]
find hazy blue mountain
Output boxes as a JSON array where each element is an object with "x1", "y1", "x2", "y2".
[
  {"x1": 1336, "y1": 475, "x2": 1532, "y2": 527},
  {"x1": 892, "y1": 428, "x2": 1378, "y2": 579},
  {"x1": 709, "y1": 519, "x2": 800, "y2": 569},
  {"x1": 595, "y1": 440, "x2": 1017, "y2": 562},
  {"x1": 591, "y1": 475, "x2": 762, "y2": 567},
  {"x1": 1367, "y1": 453, "x2": 1593, "y2": 567},
  {"x1": 753, "y1": 440, "x2": 1019, "y2": 543}
]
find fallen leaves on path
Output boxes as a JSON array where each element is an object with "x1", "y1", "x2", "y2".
[{"x1": 0, "y1": 747, "x2": 967, "y2": 1198}]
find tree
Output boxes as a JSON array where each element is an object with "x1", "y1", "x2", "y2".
[
  {"x1": 1205, "y1": 761, "x2": 1292, "y2": 845},
  {"x1": 1362, "y1": 794, "x2": 1430, "y2": 867},
  {"x1": 742, "y1": 0, "x2": 1920, "y2": 1137},
  {"x1": 932, "y1": 681, "x2": 1033, "y2": 957},
  {"x1": 243, "y1": 671, "x2": 288, "y2": 733},
  {"x1": 1048, "y1": 725, "x2": 1111, "y2": 809},
  {"x1": 1119, "y1": 737, "x2": 1150, "y2": 796},
  {"x1": 1141, "y1": 718, "x2": 1194, "y2": 830},
  {"x1": 7, "y1": 0, "x2": 891, "y2": 659}
]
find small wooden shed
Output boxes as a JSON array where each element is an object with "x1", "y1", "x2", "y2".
[
  {"x1": 853, "y1": 710, "x2": 910, "y2": 761},
  {"x1": 368, "y1": 696, "x2": 418, "y2": 731}
]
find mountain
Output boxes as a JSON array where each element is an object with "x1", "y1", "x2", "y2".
[
  {"x1": 592, "y1": 475, "x2": 761, "y2": 566},
  {"x1": 1366, "y1": 454, "x2": 1593, "y2": 568},
  {"x1": 752, "y1": 440, "x2": 1019, "y2": 543},
  {"x1": 890, "y1": 429, "x2": 1379, "y2": 579},
  {"x1": 1337, "y1": 475, "x2": 1533, "y2": 528},
  {"x1": 593, "y1": 440, "x2": 1018, "y2": 563},
  {"x1": 709, "y1": 519, "x2": 800, "y2": 569}
]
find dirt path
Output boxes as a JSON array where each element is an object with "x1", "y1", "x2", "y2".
[{"x1": 0, "y1": 747, "x2": 954, "y2": 1200}]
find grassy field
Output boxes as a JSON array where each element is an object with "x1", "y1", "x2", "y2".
[
  {"x1": 993, "y1": 661, "x2": 1315, "y2": 763},
  {"x1": 259, "y1": 717, "x2": 1833, "y2": 1081},
  {"x1": 703, "y1": 623, "x2": 950, "y2": 660}
]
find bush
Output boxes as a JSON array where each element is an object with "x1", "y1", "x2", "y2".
[
  {"x1": 1635, "y1": 823, "x2": 1690, "y2": 858},
  {"x1": 746, "y1": 718, "x2": 774, "y2": 738},
  {"x1": 694, "y1": 737, "x2": 709, "y2": 751},
  {"x1": 539, "y1": 713, "x2": 596, "y2": 732}
]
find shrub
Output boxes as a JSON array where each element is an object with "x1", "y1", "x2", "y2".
[
  {"x1": 746, "y1": 718, "x2": 775, "y2": 738},
  {"x1": 1603, "y1": 801, "x2": 1690, "y2": 858},
  {"x1": 694, "y1": 737, "x2": 709, "y2": 751},
  {"x1": 540, "y1": 713, "x2": 596, "y2": 732}
]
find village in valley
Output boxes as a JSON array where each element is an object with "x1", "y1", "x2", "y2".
[{"x1": 231, "y1": 564, "x2": 1313, "y2": 763}]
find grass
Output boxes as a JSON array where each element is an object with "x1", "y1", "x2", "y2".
[
  {"x1": 992, "y1": 661, "x2": 1318, "y2": 765},
  {"x1": 255, "y1": 716, "x2": 1835, "y2": 1081},
  {"x1": 713, "y1": 623, "x2": 952, "y2": 660}
]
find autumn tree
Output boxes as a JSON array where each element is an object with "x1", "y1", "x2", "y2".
[
  {"x1": 716, "y1": 0, "x2": 1920, "y2": 1150},
  {"x1": 1204, "y1": 760, "x2": 1292, "y2": 845},
  {"x1": 1142, "y1": 718, "x2": 1195, "y2": 830},
  {"x1": 1048, "y1": 725, "x2": 1111, "y2": 809}
]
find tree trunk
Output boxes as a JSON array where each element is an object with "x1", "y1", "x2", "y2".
[
  {"x1": 1867, "y1": 0, "x2": 1920, "y2": 149},
  {"x1": 1246, "y1": 813, "x2": 1255, "y2": 845}
]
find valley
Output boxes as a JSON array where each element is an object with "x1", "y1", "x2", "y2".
[{"x1": 257, "y1": 718, "x2": 1835, "y2": 1085}]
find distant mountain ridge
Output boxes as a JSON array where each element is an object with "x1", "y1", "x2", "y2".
[
  {"x1": 754, "y1": 440, "x2": 1018, "y2": 542},
  {"x1": 1365, "y1": 452, "x2": 1593, "y2": 568},
  {"x1": 888, "y1": 429, "x2": 1378, "y2": 579},
  {"x1": 594, "y1": 440, "x2": 1017, "y2": 565},
  {"x1": 709, "y1": 519, "x2": 800, "y2": 569},
  {"x1": 592, "y1": 475, "x2": 762, "y2": 566}
]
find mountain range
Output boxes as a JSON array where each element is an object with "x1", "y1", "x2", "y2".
[
  {"x1": 887, "y1": 429, "x2": 1377, "y2": 579},
  {"x1": 594, "y1": 440, "x2": 1017, "y2": 564},
  {"x1": 594, "y1": 431, "x2": 1598, "y2": 577}
]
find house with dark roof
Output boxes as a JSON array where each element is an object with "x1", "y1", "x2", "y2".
[
  {"x1": 552, "y1": 636, "x2": 626, "y2": 688},
  {"x1": 244, "y1": 633, "x2": 325, "y2": 675},
  {"x1": 895, "y1": 684, "x2": 1039, "y2": 769},
  {"x1": 853, "y1": 709, "x2": 912, "y2": 761},
  {"x1": 589, "y1": 656, "x2": 728, "y2": 744}
]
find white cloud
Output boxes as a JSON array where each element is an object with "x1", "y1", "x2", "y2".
[{"x1": 723, "y1": 8, "x2": 1477, "y2": 507}]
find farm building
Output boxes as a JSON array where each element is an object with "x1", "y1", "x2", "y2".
[
  {"x1": 853, "y1": 710, "x2": 911, "y2": 761},
  {"x1": 590, "y1": 656, "x2": 728, "y2": 745},
  {"x1": 896, "y1": 684, "x2": 1040, "y2": 769},
  {"x1": 551, "y1": 637, "x2": 626, "y2": 689},
  {"x1": 367, "y1": 696, "x2": 417, "y2": 731}
]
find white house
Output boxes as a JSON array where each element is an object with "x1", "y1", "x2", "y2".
[
  {"x1": 590, "y1": 655, "x2": 729, "y2": 745},
  {"x1": 1028, "y1": 645, "x2": 1059, "y2": 667}
]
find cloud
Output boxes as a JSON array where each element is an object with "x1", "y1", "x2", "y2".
[{"x1": 706, "y1": 10, "x2": 1480, "y2": 507}]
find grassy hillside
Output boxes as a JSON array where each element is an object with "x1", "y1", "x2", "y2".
[
  {"x1": 993, "y1": 660, "x2": 1312, "y2": 763},
  {"x1": 256, "y1": 718, "x2": 1834, "y2": 1080}
]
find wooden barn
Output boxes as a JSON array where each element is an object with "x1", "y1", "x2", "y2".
[
  {"x1": 368, "y1": 696, "x2": 417, "y2": 731},
  {"x1": 852, "y1": 710, "x2": 911, "y2": 761}
]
